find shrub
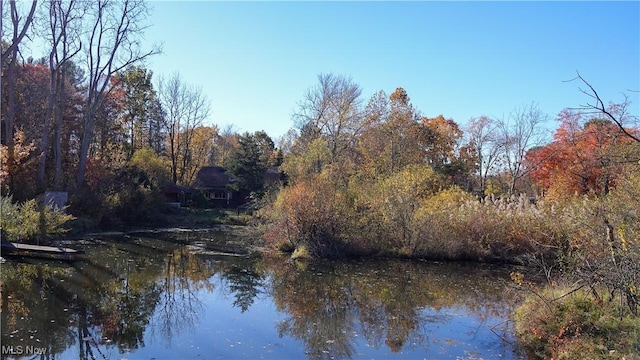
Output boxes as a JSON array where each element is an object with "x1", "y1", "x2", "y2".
[
  {"x1": 559, "y1": 167, "x2": 640, "y2": 316},
  {"x1": 0, "y1": 195, "x2": 75, "y2": 242},
  {"x1": 412, "y1": 187, "x2": 481, "y2": 259},
  {"x1": 70, "y1": 163, "x2": 168, "y2": 226},
  {"x1": 260, "y1": 174, "x2": 352, "y2": 258},
  {"x1": 358, "y1": 164, "x2": 449, "y2": 255},
  {"x1": 515, "y1": 285, "x2": 640, "y2": 359}
]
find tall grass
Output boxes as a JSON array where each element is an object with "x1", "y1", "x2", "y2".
[
  {"x1": 262, "y1": 183, "x2": 571, "y2": 262},
  {"x1": 411, "y1": 191, "x2": 568, "y2": 262}
]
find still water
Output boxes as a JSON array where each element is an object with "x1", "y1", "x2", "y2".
[{"x1": 1, "y1": 228, "x2": 526, "y2": 359}]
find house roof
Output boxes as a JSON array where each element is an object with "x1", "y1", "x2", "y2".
[
  {"x1": 192, "y1": 166, "x2": 235, "y2": 189},
  {"x1": 164, "y1": 183, "x2": 192, "y2": 194}
]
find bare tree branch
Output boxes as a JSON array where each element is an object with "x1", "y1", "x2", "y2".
[
  {"x1": 1, "y1": 0, "x2": 38, "y2": 153},
  {"x1": 497, "y1": 102, "x2": 548, "y2": 194},
  {"x1": 76, "y1": 0, "x2": 161, "y2": 186},
  {"x1": 1, "y1": 0, "x2": 38, "y2": 64},
  {"x1": 568, "y1": 71, "x2": 640, "y2": 143}
]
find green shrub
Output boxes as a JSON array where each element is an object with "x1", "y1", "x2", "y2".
[
  {"x1": 0, "y1": 195, "x2": 75, "y2": 242},
  {"x1": 191, "y1": 191, "x2": 214, "y2": 209}
]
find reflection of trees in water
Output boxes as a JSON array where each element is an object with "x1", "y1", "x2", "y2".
[
  {"x1": 350, "y1": 262, "x2": 453, "y2": 353},
  {"x1": 2, "y1": 239, "x2": 518, "y2": 359},
  {"x1": 149, "y1": 248, "x2": 268, "y2": 346},
  {"x1": 151, "y1": 247, "x2": 214, "y2": 346},
  {"x1": 2, "y1": 238, "x2": 269, "y2": 358},
  {"x1": 1, "y1": 262, "x2": 77, "y2": 357},
  {"x1": 269, "y1": 260, "x2": 358, "y2": 359},
  {"x1": 98, "y1": 282, "x2": 162, "y2": 351},
  {"x1": 275, "y1": 278, "x2": 357, "y2": 360},
  {"x1": 267, "y1": 258, "x2": 517, "y2": 359},
  {"x1": 71, "y1": 244, "x2": 165, "y2": 354},
  {"x1": 222, "y1": 262, "x2": 264, "y2": 312}
]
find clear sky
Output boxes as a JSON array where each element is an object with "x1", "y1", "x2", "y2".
[{"x1": 142, "y1": 1, "x2": 640, "y2": 141}]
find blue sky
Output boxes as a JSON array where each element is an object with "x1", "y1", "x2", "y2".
[{"x1": 143, "y1": 1, "x2": 640, "y2": 141}]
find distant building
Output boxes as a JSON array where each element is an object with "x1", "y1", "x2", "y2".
[
  {"x1": 163, "y1": 183, "x2": 193, "y2": 207},
  {"x1": 191, "y1": 166, "x2": 286, "y2": 207},
  {"x1": 192, "y1": 166, "x2": 237, "y2": 207}
]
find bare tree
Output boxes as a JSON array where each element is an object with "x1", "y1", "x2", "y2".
[
  {"x1": 36, "y1": 0, "x2": 85, "y2": 190},
  {"x1": 157, "y1": 73, "x2": 211, "y2": 185},
  {"x1": 293, "y1": 73, "x2": 363, "y2": 166},
  {"x1": 276, "y1": 128, "x2": 297, "y2": 157},
  {"x1": 179, "y1": 83, "x2": 210, "y2": 184},
  {"x1": 465, "y1": 116, "x2": 503, "y2": 195},
  {"x1": 75, "y1": 0, "x2": 160, "y2": 186},
  {"x1": 497, "y1": 102, "x2": 548, "y2": 195},
  {"x1": 1, "y1": 0, "x2": 38, "y2": 184},
  {"x1": 569, "y1": 71, "x2": 640, "y2": 143},
  {"x1": 158, "y1": 73, "x2": 184, "y2": 184}
]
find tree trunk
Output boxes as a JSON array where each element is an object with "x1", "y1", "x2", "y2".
[
  {"x1": 37, "y1": 67, "x2": 58, "y2": 189},
  {"x1": 77, "y1": 104, "x2": 98, "y2": 186},
  {"x1": 4, "y1": 54, "x2": 18, "y2": 183},
  {"x1": 53, "y1": 71, "x2": 66, "y2": 190},
  {"x1": 1, "y1": 0, "x2": 38, "y2": 161}
]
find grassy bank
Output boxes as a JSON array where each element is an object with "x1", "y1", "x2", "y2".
[{"x1": 514, "y1": 284, "x2": 640, "y2": 359}]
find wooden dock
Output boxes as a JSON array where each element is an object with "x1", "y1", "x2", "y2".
[{"x1": 1, "y1": 241, "x2": 85, "y2": 261}]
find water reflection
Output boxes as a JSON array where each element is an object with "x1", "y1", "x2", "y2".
[
  {"x1": 222, "y1": 263, "x2": 263, "y2": 313},
  {"x1": 1, "y1": 231, "x2": 523, "y2": 359},
  {"x1": 268, "y1": 259, "x2": 519, "y2": 359}
]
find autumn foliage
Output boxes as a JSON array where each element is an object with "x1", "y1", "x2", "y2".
[
  {"x1": 526, "y1": 110, "x2": 640, "y2": 198},
  {"x1": 262, "y1": 173, "x2": 352, "y2": 257}
]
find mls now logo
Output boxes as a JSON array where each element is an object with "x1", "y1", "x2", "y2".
[{"x1": 2, "y1": 345, "x2": 47, "y2": 356}]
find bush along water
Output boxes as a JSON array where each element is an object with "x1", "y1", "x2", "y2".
[
  {"x1": 260, "y1": 162, "x2": 640, "y2": 358},
  {"x1": 261, "y1": 172, "x2": 569, "y2": 263},
  {"x1": 512, "y1": 170, "x2": 640, "y2": 359},
  {"x1": 513, "y1": 282, "x2": 640, "y2": 359},
  {"x1": 0, "y1": 195, "x2": 75, "y2": 242}
]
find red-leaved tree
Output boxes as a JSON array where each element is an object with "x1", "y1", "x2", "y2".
[{"x1": 526, "y1": 108, "x2": 639, "y2": 197}]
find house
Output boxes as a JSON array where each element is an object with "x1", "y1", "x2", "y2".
[
  {"x1": 192, "y1": 166, "x2": 286, "y2": 208},
  {"x1": 164, "y1": 183, "x2": 193, "y2": 207},
  {"x1": 191, "y1": 166, "x2": 237, "y2": 207}
]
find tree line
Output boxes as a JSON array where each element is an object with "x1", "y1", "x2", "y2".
[
  {"x1": 2, "y1": 2, "x2": 639, "y2": 357},
  {"x1": 1, "y1": 0, "x2": 281, "y2": 226},
  {"x1": 260, "y1": 72, "x2": 639, "y2": 254},
  {"x1": 276, "y1": 72, "x2": 639, "y2": 203},
  {"x1": 253, "y1": 71, "x2": 640, "y2": 359}
]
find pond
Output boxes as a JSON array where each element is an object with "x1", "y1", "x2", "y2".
[{"x1": 1, "y1": 228, "x2": 528, "y2": 359}]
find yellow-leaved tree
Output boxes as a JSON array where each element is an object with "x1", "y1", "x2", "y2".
[{"x1": 362, "y1": 164, "x2": 448, "y2": 255}]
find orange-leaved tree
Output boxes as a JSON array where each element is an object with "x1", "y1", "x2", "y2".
[{"x1": 526, "y1": 109, "x2": 640, "y2": 198}]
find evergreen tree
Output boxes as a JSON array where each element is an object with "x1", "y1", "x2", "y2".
[{"x1": 228, "y1": 132, "x2": 270, "y2": 195}]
